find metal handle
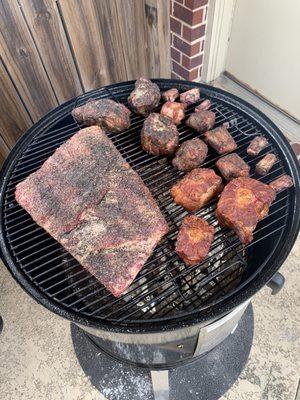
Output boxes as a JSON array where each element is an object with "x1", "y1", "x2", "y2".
[{"x1": 267, "y1": 272, "x2": 285, "y2": 295}]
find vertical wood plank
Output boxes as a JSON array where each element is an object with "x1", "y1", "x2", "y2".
[
  {"x1": 58, "y1": 0, "x2": 127, "y2": 91},
  {"x1": 0, "y1": 58, "x2": 32, "y2": 148},
  {"x1": 145, "y1": 0, "x2": 160, "y2": 78},
  {"x1": 115, "y1": 0, "x2": 149, "y2": 79},
  {"x1": 0, "y1": 0, "x2": 58, "y2": 121},
  {"x1": 0, "y1": 135, "x2": 10, "y2": 167},
  {"x1": 157, "y1": 0, "x2": 171, "y2": 78},
  {"x1": 19, "y1": 0, "x2": 83, "y2": 103}
]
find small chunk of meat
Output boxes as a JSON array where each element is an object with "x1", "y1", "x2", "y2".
[
  {"x1": 216, "y1": 177, "x2": 276, "y2": 244},
  {"x1": 141, "y1": 113, "x2": 179, "y2": 156},
  {"x1": 195, "y1": 99, "x2": 211, "y2": 111},
  {"x1": 186, "y1": 111, "x2": 215, "y2": 133},
  {"x1": 180, "y1": 88, "x2": 200, "y2": 105},
  {"x1": 204, "y1": 126, "x2": 237, "y2": 154},
  {"x1": 255, "y1": 153, "x2": 277, "y2": 175},
  {"x1": 72, "y1": 99, "x2": 131, "y2": 133},
  {"x1": 172, "y1": 138, "x2": 208, "y2": 172},
  {"x1": 216, "y1": 153, "x2": 250, "y2": 181},
  {"x1": 162, "y1": 88, "x2": 179, "y2": 102},
  {"x1": 269, "y1": 174, "x2": 294, "y2": 193},
  {"x1": 128, "y1": 78, "x2": 161, "y2": 116},
  {"x1": 247, "y1": 136, "x2": 269, "y2": 156},
  {"x1": 170, "y1": 168, "x2": 223, "y2": 212},
  {"x1": 176, "y1": 215, "x2": 215, "y2": 265},
  {"x1": 160, "y1": 102, "x2": 186, "y2": 125}
]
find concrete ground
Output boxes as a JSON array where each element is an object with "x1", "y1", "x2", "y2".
[{"x1": 0, "y1": 235, "x2": 299, "y2": 400}]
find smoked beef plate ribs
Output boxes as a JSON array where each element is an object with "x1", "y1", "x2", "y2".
[{"x1": 15, "y1": 126, "x2": 169, "y2": 297}]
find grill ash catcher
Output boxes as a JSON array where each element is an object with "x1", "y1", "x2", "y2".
[{"x1": 0, "y1": 80, "x2": 299, "y2": 399}]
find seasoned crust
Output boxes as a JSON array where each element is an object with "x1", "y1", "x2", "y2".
[
  {"x1": 172, "y1": 138, "x2": 208, "y2": 172},
  {"x1": 216, "y1": 153, "x2": 250, "y2": 181},
  {"x1": 72, "y1": 99, "x2": 131, "y2": 133},
  {"x1": 141, "y1": 113, "x2": 179, "y2": 156},
  {"x1": 171, "y1": 168, "x2": 223, "y2": 212},
  {"x1": 216, "y1": 177, "x2": 276, "y2": 244},
  {"x1": 176, "y1": 215, "x2": 215, "y2": 265},
  {"x1": 186, "y1": 111, "x2": 215, "y2": 133},
  {"x1": 128, "y1": 78, "x2": 161, "y2": 116},
  {"x1": 204, "y1": 126, "x2": 237, "y2": 154}
]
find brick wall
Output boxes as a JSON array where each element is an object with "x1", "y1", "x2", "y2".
[{"x1": 170, "y1": 0, "x2": 209, "y2": 81}]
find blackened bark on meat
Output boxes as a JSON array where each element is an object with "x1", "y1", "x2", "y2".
[
  {"x1": 216, "y1": 153, "x2": 250, "y2": 180},
  {"x1": 72, "y1": 99, "x2": 131, "y2": 133},
  {"x1": 204, "y1": 126, "x2": 237, "y2": 154},
  {"x1": 128, "y1": 78, "x2": 161, "y2": 116},
  {"x1": 186, "y1": 111, "x2": 215, "y2": 133},
  {"x1": 141, "y1": 113, "x2": 179, "y2": 156},
  {"x1": 172, "y1": 138, "x2": 208, "y2": 171}
]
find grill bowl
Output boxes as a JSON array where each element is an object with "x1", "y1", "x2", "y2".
[{"x1": 0, "y1": 79, "x2": 299, "y2": 333}]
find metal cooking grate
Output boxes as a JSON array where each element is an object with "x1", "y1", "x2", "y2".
[{"x1": 2, "y1": 81, "x2": 291, "y2": 325}]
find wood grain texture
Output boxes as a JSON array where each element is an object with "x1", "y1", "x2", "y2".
[
  {"x1": 0, "y1": 0, "x2": 58, "y2": 121},
  {"x1": 19, "y1": 0, "x2": 83, "y2": 102},
  {"x1": 0, "y1": 58, "x2": 32, "y2": 148},
  {"x1": 157, "y1": 0, "x2": 171, "y2": 78},
  {"x1": 0, "y1": 134, "x2": 10, "y2": 167},
  {"x1": 115, "y1": 0, "x2": 149, "y2": 79},
  {"x1": 58, "y1": 0, "x2": 127, "y2": 90}
]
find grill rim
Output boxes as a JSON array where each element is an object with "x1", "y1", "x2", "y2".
[{"x1": 0, "y1": 79, "x2": 299, "y2": 334}]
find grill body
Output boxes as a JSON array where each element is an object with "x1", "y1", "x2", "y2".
[
  {"x1": 77, "y1": 300, "x2": 250, "y2": 368},
  {"x1": 0, "y1": 79, "x2": 299, "y2": 340}
]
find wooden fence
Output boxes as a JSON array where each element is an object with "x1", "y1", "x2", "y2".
[{"x1": 0, "y1": 0, "x2": 170, "y2": 166}]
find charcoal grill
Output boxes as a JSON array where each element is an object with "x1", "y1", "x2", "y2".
[{"x1": 0, "y1": 80, "x2": 299, "y2": 375}]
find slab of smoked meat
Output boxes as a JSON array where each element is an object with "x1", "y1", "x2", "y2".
[
  {"x1": 72, "y1": 99, "x2": 131, "y2": 133},
  {"x1": 216, "y1": 177, "x2": 276, "y2": 244},
  {"x1": 15, "y1": 126, "x2": 169, "y2": 297}
]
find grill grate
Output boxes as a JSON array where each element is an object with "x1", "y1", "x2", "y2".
[{"x1": 1, "y1": 81, "x2": 293, "y2": 326}]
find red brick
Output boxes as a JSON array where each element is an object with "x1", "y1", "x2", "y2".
[
  {"x1": 174, "y1": 0, "x2": 184, "y2": 3},
  {"x1": 171, "y1": 47, "x2": 181, "y2": 63},
  {"x1": 173, "y1": 3, "x2": 203, "y2": 25},
  {"x1": 182, "y1": 23, "x2": 205, "y2": 42},
  {"x1": 291, "y1": 142, "x2": 300, "y2": 157},
  {"x1": 171, "y1": 71, "x2": 182, "y2": 80},
  {"x1": 184, "y1": 0, "x2": 208, "y2": 10},
  {"x1": 189, "y1": 67, "x2": 199, "y2": 81},
  {"x1": 172, "y1": 61, "x2": 198, "y2": 80},
  {"x1": 173, "y1": 35, "x2": 201, "y2": 56},
  {"x1": 182, "y1": 53, "x2": 203, "y2": 70},
  {"x1": 170, "y1": 17, "x2": 182, "y2": 35}
]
